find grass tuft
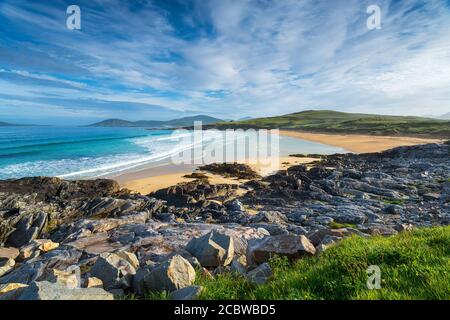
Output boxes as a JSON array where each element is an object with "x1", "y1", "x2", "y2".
[{"x1": 192, "y1": 226, "x2": 450, "y2": 300}]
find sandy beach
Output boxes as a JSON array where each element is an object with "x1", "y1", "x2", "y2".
[
  {"x1": 115, "y1": 131, "x2": 442, "y2": 194},
  {"x1": 279, "y1": 130, "x2": 442, "y2": 153},
  {"x1": 116, "y1": 156, "x2": 317, "y2": 194}
]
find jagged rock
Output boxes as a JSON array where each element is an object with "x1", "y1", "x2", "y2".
[
  {"x1": 43, "y1": 266, "x2": 81, "y2": 289},
  {"x1": 33, "y1": 239, "x2": 59, "y2": 252},
  {"x1": 185, "y1": 230, "x2": 234, "y2": 267},
  {"x1": 115, "y1": 251, "x2": 140, "y2": 270},
  {"x1": 383, "y1": 205, "x2": 403, "y2": 215},
  {"x1": 90, "y1": 252, "x2": 136, "y2": 290},
  {"x1": 0, "y1": 261, "x2": 46, "y2": 285},
  {"x1": 0, "y1": 247, "x2": 19, "y2": 260},
  {"x1": 0, "y1": 258, "x2": 15, "y2": 277},
  {"x1": 132, "y1": 265, "x2": 154, "y2": 296},
  {"x1": 162, "y1": 249, "x2": 202, "y2": 269},
  {"x1": 0, "y1": 177, "x2": 121, "y2": 201},
  {"x1": 18, "y1": 243, "x2": 38, "y2": 261},
  {"x1": 246, "y1": 263, "x2": 272, "y2": 285},
  {"x1": 151, "y1": 179, "x2": 237, "y2": 207},
  {"x1": 230, "y1": 255, "x2": 247, "y2": 274},
  {"x1": 142, "y1": 255, "x2": 195, "y2": 293},
  {"x1": 249, "y1": 211, "x2": 287, "y2": 224},
  {"x1": 17, "y1": 281, "x2": 114, "y2": 300},
  {"x1": 249, "y1": 223, "x2": 288, "y2": 236},
  {"x1": 307, "y1": 228, "x2": 362, "y2": 247},
  {"x1": 6, "y1": 212, "x2": 47, "y2": 247},
  {"x1": 224, "y1": 199, "x2": 245, "y2": 212},
  {"x1": 0, "y1": 283, "x2": 28, "y2": 300},
  {"x1": 248, "y1": 235, "x2": 316, "y2": 265},
  {"x1": 85, "y1": 277, "x2": 103, "y2": 288},
  {"x1": 169, "y1": 285, "x2": 203, "y2": 300},
  {"x1": 199, "y1": 163, "x2": 260, "y2": 179}
]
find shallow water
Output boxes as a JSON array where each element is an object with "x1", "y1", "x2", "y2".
[{"x1": 0, "y1": 127, "x2": 346, "y2": 179}]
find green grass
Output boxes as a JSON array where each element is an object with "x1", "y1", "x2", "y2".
[
  {"x1": 328, "y1": 221, "x2": 357, "y2": 229},
  {"x1": 190, "y1": 226, "x2": 450, "y2": 300},
  {"x1": 208, "y1": 110, "x2": 450, "y2": 138}
]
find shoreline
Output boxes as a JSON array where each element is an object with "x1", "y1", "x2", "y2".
[
  {"x1": 115, "y1": 131, "x2": 442, "y2": 194},
  {"x1": 278, "y1": 130, "x2": 442, "y2": 153},
  {"x1": 116, "y1": 156, "x2": 318, "y2": 194}
]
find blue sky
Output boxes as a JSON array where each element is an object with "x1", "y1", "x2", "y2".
[{"x1": 0, "y1": 0, "x2": 449, "y2": 125}]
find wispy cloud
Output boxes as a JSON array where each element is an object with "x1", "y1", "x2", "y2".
[{"x1": 0, "y1": 0, "x2": 449, "y2": 124}]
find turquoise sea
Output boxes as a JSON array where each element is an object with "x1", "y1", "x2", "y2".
[{"x1": 0, "y1": 127, "x2": 346, "y2": 180}]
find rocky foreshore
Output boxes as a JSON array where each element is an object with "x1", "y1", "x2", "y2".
[{"x1": 0, "y1": 143, "x2": 449, "y2": 300}]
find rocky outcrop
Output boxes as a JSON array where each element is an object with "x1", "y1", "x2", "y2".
[
  {"x1": 141, "y1": 255, "x2": 195, "y2": 293},
  {"x1": 186, "y1": 231, "x2": 234, "y2": 267},
  {"x1": 248, "y1": 235, "x2": 316, "y2": 265},
  {"x1": 90, "y1": 252, "x2": 137, "y2": 290},
  {"x1": 17, "y1": 281, "x2": 114, "y2": 300},
  {"x1": 199, "y1": 163, "x2": 260, "y2": 180}
]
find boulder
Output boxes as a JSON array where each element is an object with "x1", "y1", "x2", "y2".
[
  {"x1": 185, "y1": 231, "x2": 234, "y2": 267},
  {"x1": 142, "y1": 255, "x2": 195, "y2": 293},
  {"x1": 132, "y1": 265, "x2": 154, "y2": 296},
  {"x1": 383, "y1": 205, "x2": 403, "y2": 215},
  {"x1": 0, "y1": 283, "x2": 28, "y2": 300},
  {"x1": 33, "y1": 239, "x2": 59, "y2": 252},
  {"x1": 0, "y1": 258, "x2": 15, "y2": 277},
  {"x1": 43, "y1": 266, "x2": 81, "y2": 289},
  {"x1": 84, "y1": 277, "x2": 103, "y2": 288},
  {"x1": 0, "y1": 247, "x2": 19, "y2": 260},
  {"x1": 230, "y1": 255, "x2": 247, "y2": 275},
  {"x1": 18, "y1": 243, "x2": 38, "y2": 261},
  {"x1": 246, "y1": 263, "x2": 272, "y2": 285},
  {"x1": 224, "y1": 199, "x2": 245, "y2": 212},
  {"x1": 0, "y1": 261, "x2": 46, "y2": 285},
  {"x1": 17, "y1": 281, "x2": 114, "y2": 300},
  {"x1": 248, "y1": 235, "x2": 315, "y2": 265},
  {"x1": 169, "y1": 285, "x2": 203, "y2": 300},
  {"x1": 115, "y1": 250, "x2": 140, "y2": 270},
  {"x1": 7, "y1": 212, "x2": 47, "y2": 247},
  {"x1": 307, "y1": 228, "x2": 359, "y2": 247},
  {"x1": 90, "y1": 252, "x2": 136, "y2": 290}
]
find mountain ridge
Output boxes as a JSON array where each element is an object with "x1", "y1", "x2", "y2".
[
  {"x1": 199, "y1": 110, "x2": 450, "y2": 139},
  {"x1": 88, "y1": 115, "x2": 224, "y2": 128}
]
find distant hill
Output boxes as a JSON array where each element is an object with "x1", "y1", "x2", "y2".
[
  {"x1": 440, "y1": 112, "x2": 450, "y2": 120},
  {"x1": 204, "y1": 110, "x2": 450, "y2": 138},
  {"x1": 0, "y1": 121, "x2": 36, "y2": 127},
  {"x1": 89, "y1": 115, "x2": 224, "y2": 128}
]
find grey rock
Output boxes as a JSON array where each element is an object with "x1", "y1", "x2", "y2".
[
  {"x1": 7, "y1": 212, "x2": 47, "y2": 247},
  {"x1": 132, "y1": 265, "x2": 154, "y2": 296},
  {"x1": 0, "y1": 258, "x2": 15, "y2": 277},
  {"x1": 17, "y1": 281, "x2": 114, "y2": 300},
  {"x1": 224, "y1": 199, "x2": 245, "y2": 212},
  {"x1": 185, "y1": 230, "x2": 234, "y2": 267},
  {"x1": 142, "y1": 254, "x2": 195, "y2": 293},
  {"x1": 383, "y1": 204, "x2": 403, "y2": 215},
  {"x1": 0, "y1": 261, "x2": 46, "y2": 285},
  {"x1": 246, "y1": 263, "x2": 272, "y2": 285},
  {"x1": 90, "y1": 252, "x2": 136, "y2": 290},
  {"x1": 169, "y1": 285, "x2": 203, "y2": 300},
  {"x1": 248, "y1": 235, "x2": 316, "y2": 265},
  {"x1": 230, "y1": 255, "x2": 247, "y2": 275},
  {"x1": 43, "y1": 266, "x2": 81, "y2": 289},
  {"x1": 0, "y1": 247, "x2": 19, "y2": 260}
]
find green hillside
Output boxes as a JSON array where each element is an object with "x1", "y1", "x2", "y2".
[{"x1": 208, "y1": 110, "x2": 450, "y2": 138}]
